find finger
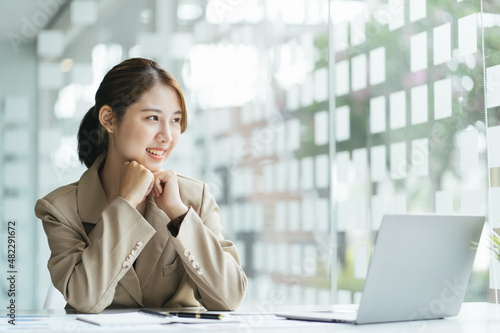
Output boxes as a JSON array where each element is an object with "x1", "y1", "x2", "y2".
[
  {"x1": 161, "y1": 172, "x2": 172, "y2": 185},
  {"x1": 146, "y1": 175, "x2": 154, "y2": 194},
  {"x1": 154, "y1": 174, "x2": 163, "y2": 194},
  {"x1": 154, "y1": 176, "x2": 162, "y2": 194},
  {"x1": 147, "y1": 169, "x2": 155, "y2": 183}
]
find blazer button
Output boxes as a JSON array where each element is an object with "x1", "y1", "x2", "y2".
[
  {"x1": 127, "y1": 254, "x2": 134, "y2": 261},
  {"x1": 196, "y1": 268, "x2": 203, "y2": 275},
  {"x1": 122, "y1": 261, "x2": 131, "y2": 269},
  {"x1": 136, "y1": 241, "x2": 144, "y2": 249},
  {"x1": 131, "y1": 248, "x2": 138, "y2": 256},
  {"x1": 192, "y1": 261, "x2": 200, "y2": 269},
  {"x1": 188, "y1": 255, "x2": 195, "y2": 263},
  {"x1": 184, "y1": 249, "x2": 191, "y2": 257}
]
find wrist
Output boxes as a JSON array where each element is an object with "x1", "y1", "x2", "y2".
[
  {"x1": 121, "y1": 195, "x2": 138, "y2": 208},
  {"x1": 165, "y1": 203, "x2": 188, "y2": 220}
]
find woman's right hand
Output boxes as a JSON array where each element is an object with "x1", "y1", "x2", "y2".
[{"x1": 119, "y1": 161, "x2": 154, "y2": 208}]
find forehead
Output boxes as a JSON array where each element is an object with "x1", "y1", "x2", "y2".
[{"x1": 134, "y1": 84, "x2": 181, "y2": 110}]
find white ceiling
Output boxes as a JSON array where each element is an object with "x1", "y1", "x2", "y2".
[{"x1": 0, "y1": 0, "x2": 67, "y2": 42}]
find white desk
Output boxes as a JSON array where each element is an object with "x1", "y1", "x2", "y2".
[{"x1": 4, "y1": 302, "x2": 500, "y2": 332}]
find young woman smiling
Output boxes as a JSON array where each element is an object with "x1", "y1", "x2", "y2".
[{"x1": 35, "y1": 58, "x2": 247, "y2": 314}]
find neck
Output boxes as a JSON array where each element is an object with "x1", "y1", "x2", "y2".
[
  {"x1": 99, "y1": 151, "x2": 148, "y2": 216},
  {"x1": 99, "y1": 151, "x2": 123, "y2": 205}
]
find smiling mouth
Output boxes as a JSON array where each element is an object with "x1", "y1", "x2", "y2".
[{"x1": 146, "y1": 148, "x2": 165, "y2": 157}]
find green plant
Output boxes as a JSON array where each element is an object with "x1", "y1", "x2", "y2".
[{"x1": 472, "y1": 228, "x2": 500, "y2": 262}]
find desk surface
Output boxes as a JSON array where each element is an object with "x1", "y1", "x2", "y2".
[{"x1": 4, "y1": 302, "x2": 500, "y2": 332}]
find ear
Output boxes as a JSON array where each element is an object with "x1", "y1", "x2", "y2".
[{"x1": 98, "y1": 105, "x2": 116, "y2": 133}]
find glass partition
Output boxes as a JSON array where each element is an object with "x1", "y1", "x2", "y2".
[
  {"x1": 483, "y1": 0, "x2": 500, "y2": 302},
  {"x1": 330, "y1": 0, "x2": 497, "y2": 303},
  {"x1": 190, "y1": 0, "x2": 332, "y2": 307}
]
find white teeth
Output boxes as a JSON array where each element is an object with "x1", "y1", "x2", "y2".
[{"x1": 147, "y1": 148, "x2": 163, "y2": 156}]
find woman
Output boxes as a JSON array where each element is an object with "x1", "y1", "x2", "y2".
[{"x1": 35, "y1": 58, "x2": 247, "y2": 314}]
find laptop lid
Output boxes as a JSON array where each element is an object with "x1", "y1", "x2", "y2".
[{"x1": 355, "y1": 214, "x2": 484, "y2": 324}]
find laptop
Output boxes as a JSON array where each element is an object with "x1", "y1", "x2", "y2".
[{"x1": 277, "y1": 214, "x2": 485, "y2": 324}]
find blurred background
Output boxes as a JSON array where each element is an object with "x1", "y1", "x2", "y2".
[{"x1": 1, "y1": 0, "x2": 500, "y2": 309}]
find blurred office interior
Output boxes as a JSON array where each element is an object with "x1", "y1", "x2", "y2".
[{"x1": 1, "y1": 0, "x2": 500, "y2": 309}]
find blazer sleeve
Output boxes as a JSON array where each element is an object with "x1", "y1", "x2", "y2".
[
  {"x1": 35, "y1": 196, "x2": 156, "y2": 313},
  {"x1": 168, "y1": 184, "x2": 247, "y2": 310}
]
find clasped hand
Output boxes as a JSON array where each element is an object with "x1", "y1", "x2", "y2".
[{"x1": 118, "y1": 161, "x2": 188, "y2": 219}]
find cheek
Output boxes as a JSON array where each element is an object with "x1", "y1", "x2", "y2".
[
  {"x1": 169, "y1": 125, "x2": 181, "y2": 143},
  {"x1": 165, "y1": 132, "x2": 181, "y2": 158},
  {"x1": 124, "y1": 122, "x2": 149, "y2": 139},
  {"x1": 116, "y1": 122, "x2": 150, "y2": 150},
  {"x1": 172, "y1": 131, "x2": 181, "y2": 145}
]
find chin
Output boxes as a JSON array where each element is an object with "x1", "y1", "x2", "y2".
[
  {"x1": 145, "y1": 162, "x2": 164, "y2": 172},
  {"x1": 134, "y1": 156, "x2": 163, "y2": 172}
]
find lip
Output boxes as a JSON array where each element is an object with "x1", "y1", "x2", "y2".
[{"x1": 146, "y1": 148, "x2": 167, "y2": 160}]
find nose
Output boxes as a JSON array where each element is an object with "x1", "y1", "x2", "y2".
[{"x1": 157, "y1": 122, "x2": 173, "y2": 143}]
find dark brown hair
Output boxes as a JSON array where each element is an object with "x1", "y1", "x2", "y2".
[{"x1": 77, "y1": 58, "x2": 187, "y2": 168}]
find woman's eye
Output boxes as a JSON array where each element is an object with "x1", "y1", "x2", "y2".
[
  {"x1": 147, "y1": 115, "x2": 159, "y2": 121},
  {"x1": 172, "y1": 118, "x2": 181, "y2": 123}
]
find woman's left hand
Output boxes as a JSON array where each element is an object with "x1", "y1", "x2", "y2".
[{"x1": 152, "y1": 170, "x2": 188, "y2": 219}]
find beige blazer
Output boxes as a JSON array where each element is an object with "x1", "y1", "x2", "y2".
[{"x1": 35, "y1": 155, "x2": 247, "y2": 313}]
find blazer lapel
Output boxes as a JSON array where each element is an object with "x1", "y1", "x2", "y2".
[
  {"x1": 77, "y1": 154, "x2": 108, "y2": 225},
  {"x1": 76, "y1": 154, "x2": 144, "y2": 306},
  {"x1": 135, "y1": 196, "x2": 171, "y2": 290}
]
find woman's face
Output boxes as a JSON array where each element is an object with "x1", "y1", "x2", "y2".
[{"x1": 109, "y1": 84, "x2": 183, "y2": 172}]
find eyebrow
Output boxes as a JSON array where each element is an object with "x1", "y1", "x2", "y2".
[{"x1": 141, "y1": 108, "x2": 182, "y2": 115}]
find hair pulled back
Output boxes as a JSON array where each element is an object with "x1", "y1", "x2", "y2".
[{"x1": 77, "y1": 58, "x2": 187, "y2": 168}]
